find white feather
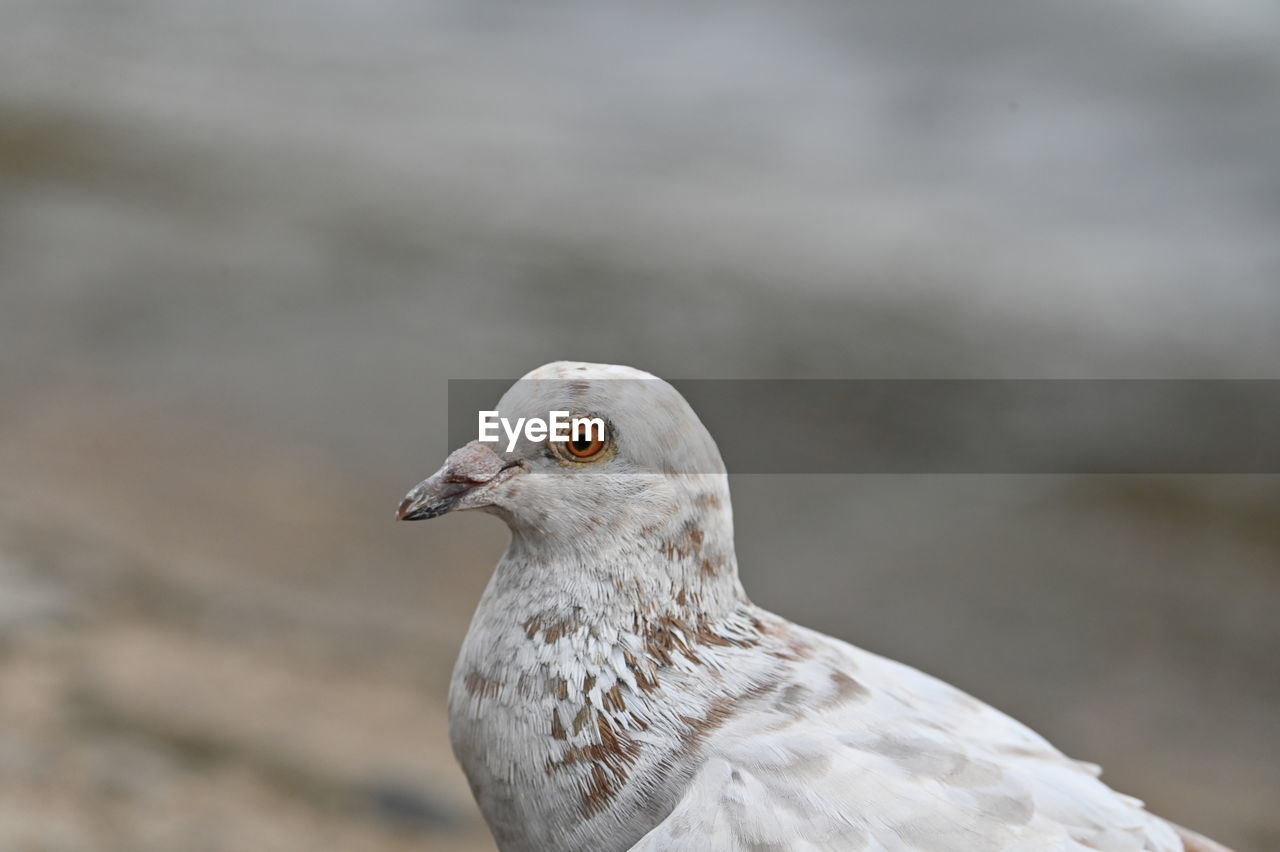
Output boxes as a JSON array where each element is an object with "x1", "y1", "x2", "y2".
[{"x1": 425, "y1": 361, "x2": 1227, "y2": 852}]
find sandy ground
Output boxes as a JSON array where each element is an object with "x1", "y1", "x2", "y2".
[{"x1": 0, "y1": 388, "x2": 497, "y2": 851}]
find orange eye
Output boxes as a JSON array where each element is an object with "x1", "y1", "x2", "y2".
[
  {"x1": 552, "y1": 419, "x2": 610, "y2": 462},
  {"x1": 566, "y1": 434, "x2": 605, "y2": 458}
]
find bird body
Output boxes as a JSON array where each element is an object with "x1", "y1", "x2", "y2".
[{"x1": 397, "y1": 362, "x2": 1231, "y2": 852}]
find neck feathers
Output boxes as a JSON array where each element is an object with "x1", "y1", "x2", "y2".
[{"x1": 501, "y1": 473, "x2": 745, "y2": 619}]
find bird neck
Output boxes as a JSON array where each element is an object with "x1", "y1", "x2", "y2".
[{"x1": 497, "y1": 495, "x2": 748, "y2": 625}]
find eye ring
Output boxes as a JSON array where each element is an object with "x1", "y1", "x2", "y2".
[{"x1": 550, "y1": 417, "x2": 611, "y2": 463}]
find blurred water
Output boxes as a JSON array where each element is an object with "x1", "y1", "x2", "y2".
[{"x1": 3, "y1": 2, "x2": 1279, "y2": 443}]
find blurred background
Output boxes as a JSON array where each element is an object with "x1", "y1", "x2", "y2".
[{"x1": 2, "y1": 1, "x2": 1278, "y2": 849}]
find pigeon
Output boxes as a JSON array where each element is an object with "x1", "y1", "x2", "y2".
[{"x1": 397, "y1": 361, "x2": 1233, "y2": 852}]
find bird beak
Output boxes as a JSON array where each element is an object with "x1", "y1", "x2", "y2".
[{"x1": 396, "y1": 442, "x2": 524, "y2": 521}]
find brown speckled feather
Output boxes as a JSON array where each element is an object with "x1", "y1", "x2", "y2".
[{"x1": 398, "y1": 361, "x2": 1234, "y2": 852}]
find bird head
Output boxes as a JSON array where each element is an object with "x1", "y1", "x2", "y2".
[{"x1": 396, "y1": 361, "x2": 734, "y2": 565}]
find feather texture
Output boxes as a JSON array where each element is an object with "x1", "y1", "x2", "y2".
[{"x1": 401, "y1": 361, "x2": 1231, "y2": 852}]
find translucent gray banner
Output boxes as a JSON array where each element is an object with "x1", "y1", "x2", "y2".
[{"x1": 446, "y1": 380, "x2": 1280, "y2": 473}]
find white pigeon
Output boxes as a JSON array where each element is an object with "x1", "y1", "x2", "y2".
[{"x1": 397, "y1": 361, "x2": 1232, "y2": 852}]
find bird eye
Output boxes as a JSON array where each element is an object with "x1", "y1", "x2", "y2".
[
  {"x1": 567, "y1": 434, "x2": 605, "y2": 458},
  {"x1": 551, "y1": 419, "x2": 610, "y2": 462}
]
